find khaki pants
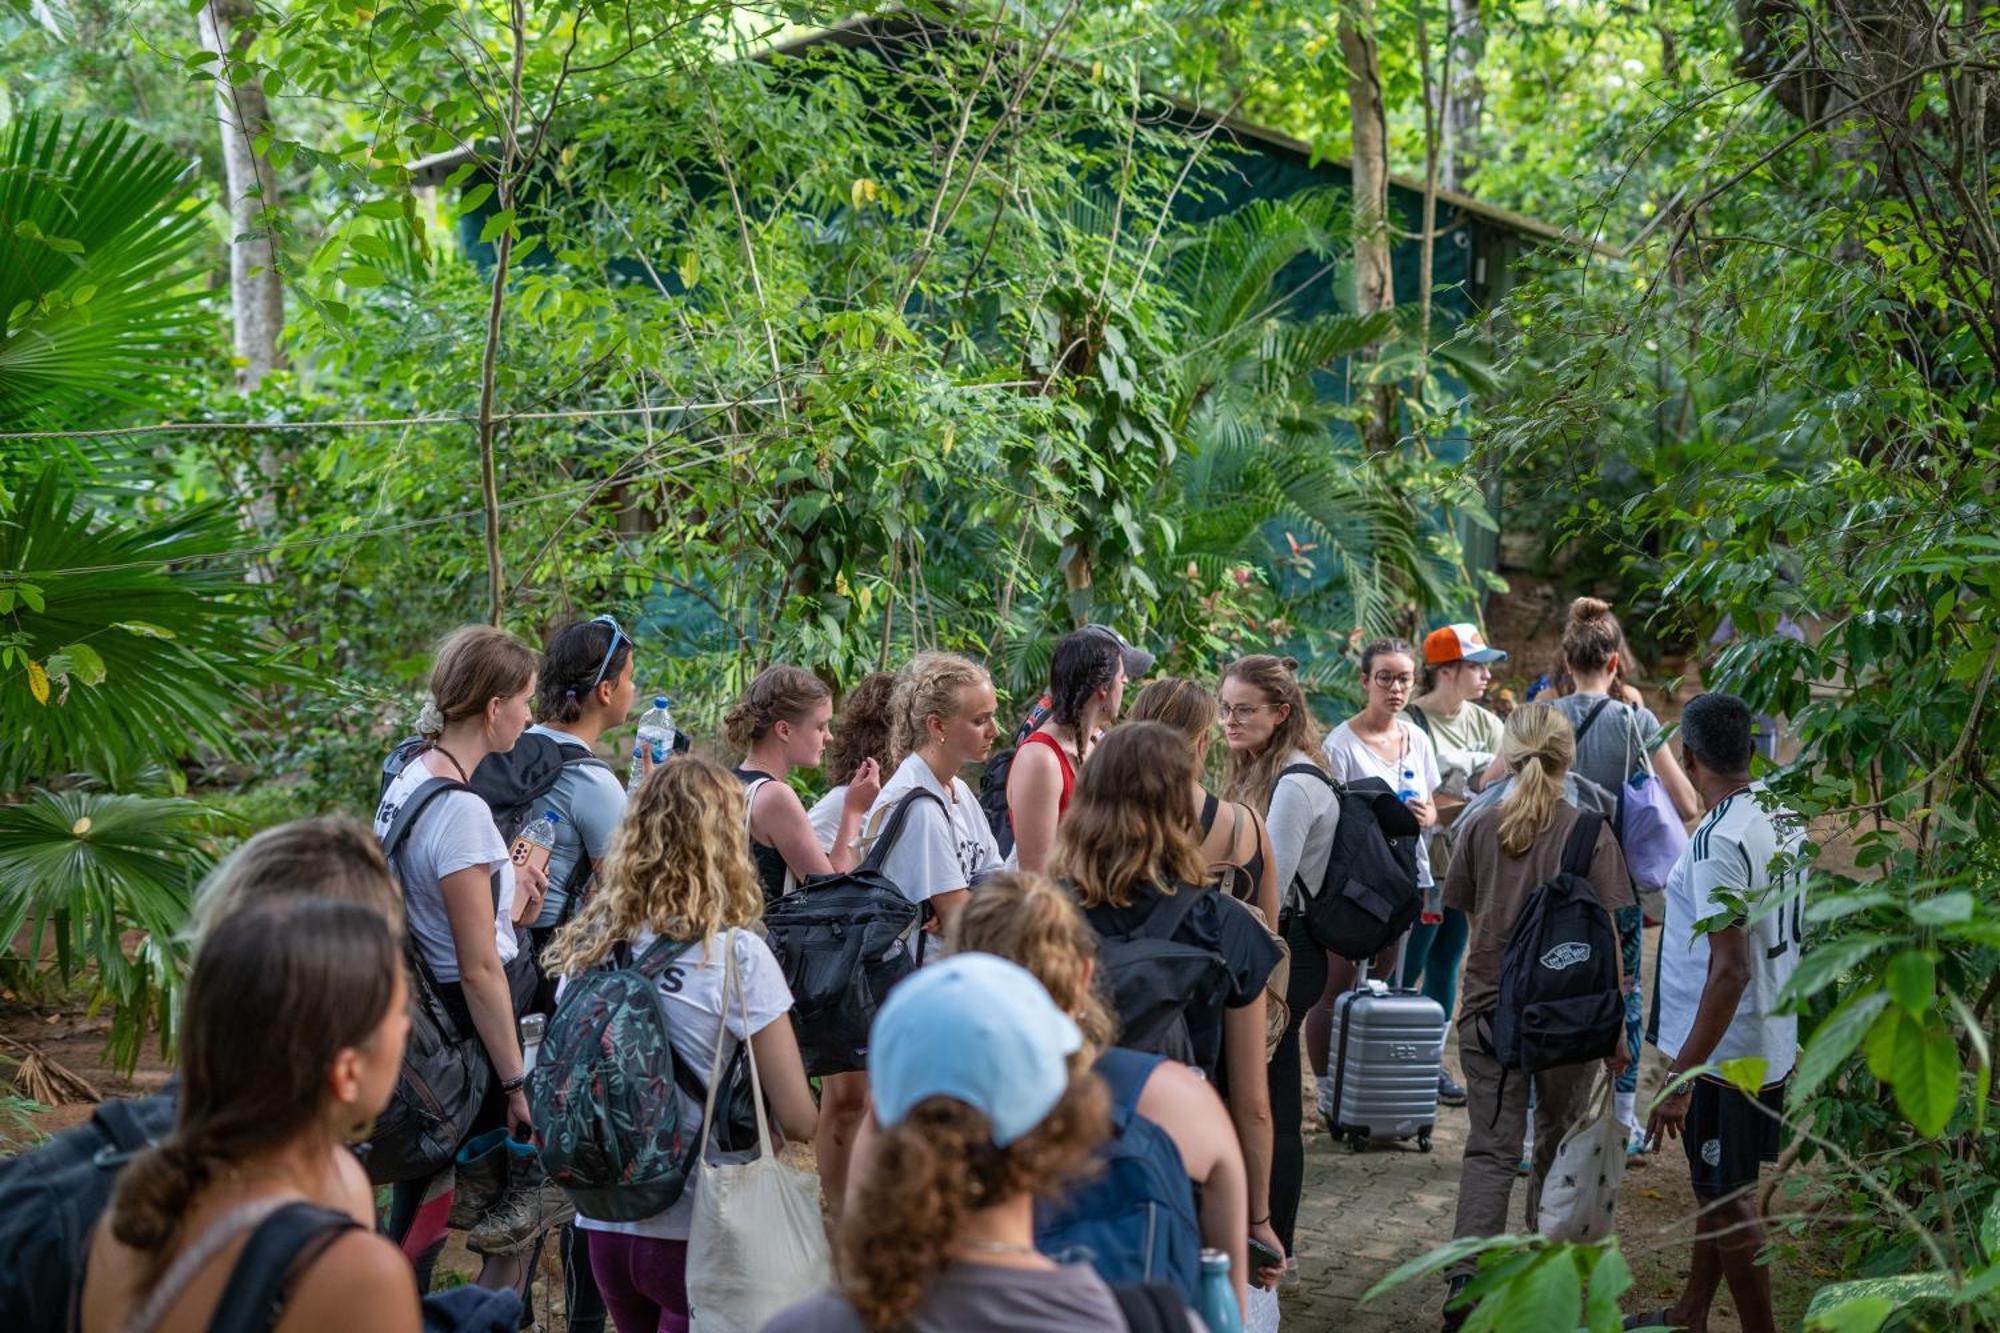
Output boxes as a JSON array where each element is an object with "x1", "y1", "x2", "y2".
[{"x1": 1449, "y1": 1013, "x2": 1600, "y2": 1277}]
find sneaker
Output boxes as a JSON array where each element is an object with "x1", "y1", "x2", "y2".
[
  {"x1": 1626, "y1": 1124, "x2": 1649, "y2": 1157},
  {"x1": 1437, "y1": 1071, "x2": 1467, "y2": 1107},
  {"x1": 1442, "y1": 1273, "x2": 1472, "y2": 1332},
  {"x1": 448, "y1": 1130, "x2": 513, "y2": 1231},
  {"x1": 468, "y1": 1169, "x2": 577, "y2": 1256}
]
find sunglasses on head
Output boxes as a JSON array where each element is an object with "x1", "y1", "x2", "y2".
[{"x1": 587, "y1": 614, "x2": 630, "y2": 689}]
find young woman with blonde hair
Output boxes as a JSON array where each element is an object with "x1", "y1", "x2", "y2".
[
  {"x1": 1439, "y1": 702, "x2": 1632, "y2": 1317},
  {"x1": 1218, "y1": 653, "x2": 1336, "y2": 1259},
  {"x1": 1056, "y1": 720, "x2": 1284, "y2": 1281},
  {"x1": 953, "y1": 872, "x2": 1262, "y2": 1312},
  {"x1": 727, "y1": 665, "x2": 881, "y2": 902},
  {"x1": 541, "y1": 755, "x2": 817, "y2": 1333},
  {"x1": 372, "y1": 625, "x2": 546, "y2": 1293}
]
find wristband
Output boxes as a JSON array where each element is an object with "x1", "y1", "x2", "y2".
[{"x1": 499, "y1": 1073, "x2": 527, "y2": 1094}]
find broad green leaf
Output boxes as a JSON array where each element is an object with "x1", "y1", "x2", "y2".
[
  {"x1": 1582, "y1": 1245, "x2": 1633, "y2": 1331},
  {"x1": 1804, "y1": 1294, "x2": 1893, "y2": 1333},
  {"x1": 1720, "y1": 1056, "x2": 1770, "y2": 1094},
  {"x1": 1911, "y1": 892, "x2": 1974, "y2": 926},
  {"x1": 1362, "y1": 1234, "x2": 1530, "y2": 1301},
  {"x1": 1886, "y1": 950, "x2": 1936, "y2": 1015},
  {"x1": 1885, "y1": 1013, "x2": 1961, "y2": 1137},
  {"x1": 478, "y1": 208, "x2": 516, "y2": 244},
  {"x1": 339, "y1": 265, "x2": 386, "y2": 288},
  {"x1": 1473, "y1": 1250, "x2": 1582, "y2": 1331},
  {"x1": 1793, "y1": 988, "x2": 1889, "y2": 1102},
  {"x1": 61, "y1": 641, "x2": 105, "y2": 687},
  {"x1": 1806, "y1": 1273, "x2": 1954, "y2": 1325},
  {"x1": 1983, "y1": 1191, "x2": 2000, "y2": 1260}
]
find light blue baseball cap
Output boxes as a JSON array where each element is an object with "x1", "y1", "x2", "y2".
[{"x1": 867, "y1": 953, "x2": 1083, "y2": 1146}]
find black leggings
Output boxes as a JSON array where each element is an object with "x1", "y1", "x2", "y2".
[{"x1": 1268, "y1": 907, "x2": 1330, "y2": 1254}]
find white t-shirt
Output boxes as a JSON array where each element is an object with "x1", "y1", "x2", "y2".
[
  {"x1": 373, "y1": 757, "x2": 520, "y2": 982},
  {"x1": 1322, "y1": 719, "x2": 1444, "y2": 887},
  {"x1": 860, "y1": 754, "x2": 1001, "y2": 959},
  {"x1": 571, "y1": 927, "x2": 794, "y2": 1240},
  {"x1": 1656, "y1": 783, "x2": 1806, "y2": 1082},
  {"x1": 807, "y1": 785, "x2": 848, "y2": 854}
]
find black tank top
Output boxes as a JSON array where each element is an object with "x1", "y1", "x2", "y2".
[
  {"x1": 1199, "y1": 790, "x2": 1267, "y2": 903},
  {"x1": 734, "y1": 767, "x2": 792, "y2": 903}
]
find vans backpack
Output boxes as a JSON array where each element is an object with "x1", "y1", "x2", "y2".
[
  {"x1": 531, "y1": 935, "x2": 707, "y2": 1221},
  {"x1": 978, "y1": 747, "x2": 1017, "y2": 858},
  {"x1": 1090, "y1": 888, "x2": 1230, "y2": 1067},
  {"x1": 1492, "y1": 812, "x2": 1624, "y2": 1072},
  {"x1": 0, "y1": 1092, "x2": 176, "y2": 1332},
  {"x1": 1035, "y1": 1047, "x2": 1202, "y2": 1305},
  {"x1": 762, "y1": 789, "x2": 939, "y2": 1076},
  {"x1": 1280, "y1": 764, "x2": 1423, "y2": 962}
]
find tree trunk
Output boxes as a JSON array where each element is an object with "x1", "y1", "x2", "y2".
[
  {"x1": 197, "y1": 0, "x2": 283, "y2": 391},
  {"x1": 1338, "y1": 0, "x2": 1399, "y2": 452},
  {"x1": 1440, "y1": 0, "x2": 1483, "y2": 193}
]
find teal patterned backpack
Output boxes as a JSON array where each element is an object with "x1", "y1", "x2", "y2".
[{"x1": 531, "y1": 936, "x2": 704, "y2": 1221}]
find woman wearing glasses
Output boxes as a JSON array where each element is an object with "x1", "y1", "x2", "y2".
[
  {"x1": 1310, "y1": 638, "x2": 1448, "y2": 1110},
  {"x1": 1218, "y1": 654, "x2": 1338, "y2": 1265}
]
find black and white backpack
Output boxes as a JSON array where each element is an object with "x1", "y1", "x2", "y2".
[{"x1": 1491, "y1": 812, "x2": 1624, "y2": 1072}]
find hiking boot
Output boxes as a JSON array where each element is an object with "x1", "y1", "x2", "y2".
[
  {"x1": 1442, "y1": 1274, "x2": 1471, "y2": 1332},
  {"x1": 1437, "y1": 1071, "x2": 1467, "y2": 1107},
  {"x1": 468, "y1": 1165, "x2": 577, "y2": 1256},
  {"x1": 448, "y1": 1129, "x2": 513, "y2": 1231}
]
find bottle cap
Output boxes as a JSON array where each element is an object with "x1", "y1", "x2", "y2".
[
  {"x1": 654, "y1": 696, "x2": 669, "y2": 708},
  {"x1": 545, "y1": 810, "x2": 563, "y2": 823},
  {"x1": 1200, "y1": 1247, "x2": 1229, "y2": 1268}
]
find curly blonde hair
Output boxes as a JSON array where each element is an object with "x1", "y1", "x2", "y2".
[
  {"x1": 949, "y1": 871, "x2": 1118, "y2": 1060},
  {"x1": 838, "y1": 1083, "x2": 1109, "y2": 1331},
  {"x1": 890, "y1": 651, "x2": 990, "y2": 764},
  {"x1": 1053, "y1": 721, "x2": 1207, "y2": 909},
  {"x1": 540, "y1": 756, "x2": 763, "y2": 976}
]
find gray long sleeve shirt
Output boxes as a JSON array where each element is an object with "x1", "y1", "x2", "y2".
[{"x1": 1265, "y1": 748, "x2": 1341, "y2": 912}]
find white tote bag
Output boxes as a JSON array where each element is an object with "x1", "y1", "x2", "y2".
[
  {"x1": 686, "y1": 940, "x2": 831, "y2": 1332},
  {"x1": 1537, "y1": 1074, "x2": 1626, "y2": 1244}
]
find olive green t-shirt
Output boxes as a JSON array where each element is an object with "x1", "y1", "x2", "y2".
[
  {"x1": 1442, "y1": 801, "x2": 1635, "y2": 1020},
  {"x1": 1411, "y1": 698, "x2": 1505, "y2": 796}
]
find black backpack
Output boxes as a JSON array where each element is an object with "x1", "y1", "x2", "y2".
[
  {"x1": 382, "y1": 732, "x2": 614, "y2": 906},
  {"x1": 1281, "y1": 764, "x2": 1423, "y2": 961},
  {"x1": 0, "y1": 1092, "x2": 177, "y2": 1332},
  {"x1": 1492, "y1": 812, "x2": 1624, "y2": 1072},
  {"x1": 978, "y1": 747, "x2": 1017, "y2": 859},
  {"x1": 1089, "y1": 888, "x2": 1231, "y2": 1067},
  {"x1": 365, "y1": 774, "x2": 497, "y2": 1184},
  {"x1": 762, "y1": 790, "x2": 941, "y2": 1076}
]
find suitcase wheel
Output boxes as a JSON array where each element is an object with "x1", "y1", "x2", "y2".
[
  {"x1": 1348, "y1": 1130, "x2": 1366, "y2": 1154},
  {"x1": 1417, "y1": 1130, "x2": 1433, "y2": 1153}
]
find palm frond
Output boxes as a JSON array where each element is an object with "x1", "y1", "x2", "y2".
[{"x1": 0, "y1": 114, "x2": 209, "y2": 428}]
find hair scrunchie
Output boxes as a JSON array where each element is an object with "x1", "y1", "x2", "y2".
[{"x1": 416, "y1": 699, "x2": 446, "y2": 738}]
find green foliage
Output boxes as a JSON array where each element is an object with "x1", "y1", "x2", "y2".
[
  {"x1": 0, "y1": 113, "x2": 208, "y2": 433},
  {"x1": 1365, "y1": 1233, "x2": 1643, "y2": 1332},
  {"x1": 0, "y1": 465, "x2": 287, "y2": 790},
  {"x1": 0, "y1": 787, "x2": 211, "y2": 1068}
]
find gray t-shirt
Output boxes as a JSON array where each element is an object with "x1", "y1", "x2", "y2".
[
  {"x1": 1553, "y1": 693, "x2": 1664, "y2": 798},
  {"x1": 1266, "y1": 748, "x2": 1340, "y2": 912},
  {"x1": 765, "y1": 1260, "x2": 1187, "y2": 1333},
  {"x1": 523, "y1": 724, "x2": 627, "y2": 928}
]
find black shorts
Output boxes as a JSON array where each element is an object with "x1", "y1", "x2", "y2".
[{"x1": 1683, "y1": 1075, "x2": 1785, "y2": 1198}]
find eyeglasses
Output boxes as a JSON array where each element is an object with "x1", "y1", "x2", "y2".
[
  {"x1": 1369, "y1": 673, "x2": 1416, "y2": 690},
  {"x1": 587, "y1": 614, "x2": 631, "y2": 689},
  {"x1": 1217, "y1": 703, "x2": 1273, "y2": 722}
]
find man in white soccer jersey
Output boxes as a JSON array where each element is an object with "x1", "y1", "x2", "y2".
[{"x1": 1639, "y1": 692, "x2": 1804, "y2": 1333}]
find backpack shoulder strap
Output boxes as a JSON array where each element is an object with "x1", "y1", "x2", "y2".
[
  {"x1": 859, "y1": 788, "x2": 949, "y2": 874},
  {"x1": 1404, "y1": 703, "x2": 1433, "y2": 737},
  {"x1": 93, "y1": 1097, "x2": 164, "y2": 1159},
  {"x1": 207, "y1": 1202, "x2": 359, "y2": 1333},
  {"x1": 378, "y1": 775, "x2": 477, "y2": 865},
  {"x1": 1571, "y1": 697, "x2": 1613, "y2": 747},
  {"x1": 1279, "y1": 760, "x2": 1334, "y2": 787},
  {"x1": 1561, "y1": 811, "x2": 1605, "y2": 879},
  {"x1": 631, "y1": 934, "x2": 700, "y2": 978},
  {"x1": 1134, "y1": 884, "x2": 1206, "y2": 943},
  {"x1": 1110, "y1": 1281, "x2": 1193, "y2": 1333},
  {"x1": 554, "y1": 739, "x2": 613, "y2": 775},
  {"x1": 1093, "y1": 1048, "x2": 1161, "y2": 1132}
]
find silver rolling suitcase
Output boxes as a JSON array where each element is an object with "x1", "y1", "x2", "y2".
[{"x1": 1327, "y1": 958, "x2": 1446, "y2": 1152}]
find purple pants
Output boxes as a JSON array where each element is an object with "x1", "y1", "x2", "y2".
[{"x1": 587, "y1": 1231, "x2": 690, "y2": 1333}]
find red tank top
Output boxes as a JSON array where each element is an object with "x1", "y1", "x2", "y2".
[{"x1": 1013, "y1": 729, "x2": 1078, "y2": 819}]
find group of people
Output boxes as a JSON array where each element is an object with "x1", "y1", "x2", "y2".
[{"x1": 52, "y1": 595, "x2": 1804, "y2": 1333}]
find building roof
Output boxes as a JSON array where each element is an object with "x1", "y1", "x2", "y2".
[{"x1": 410, "y1": 9, "x2": 1620, "y2": 257}]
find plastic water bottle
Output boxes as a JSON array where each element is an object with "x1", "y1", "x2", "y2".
[
  {"x1": 1198, "y1": 1248, "x2": 1243, "y2": 1333},
  {"x1": 510, "y1": 809, "x2": 560, "y2": 878},
  {"x1": 630, "y1": 696, "x2": 676, "y2": 793},
  {"x1": 1400, "y1": 765, "x2": 1443, "y2": 926}
]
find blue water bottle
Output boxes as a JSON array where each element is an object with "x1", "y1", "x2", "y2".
[{"x1": 1198, "y1": 1248, "x2": 1242, "y2": 1333}]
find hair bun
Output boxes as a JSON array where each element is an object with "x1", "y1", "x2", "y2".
[
  {"x1": 1280, "y1": 656, "x2": 1301, "y2": 672},
  {"x1": 1568, "y1": 596, "x2": 1613, "y2": 625}
]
